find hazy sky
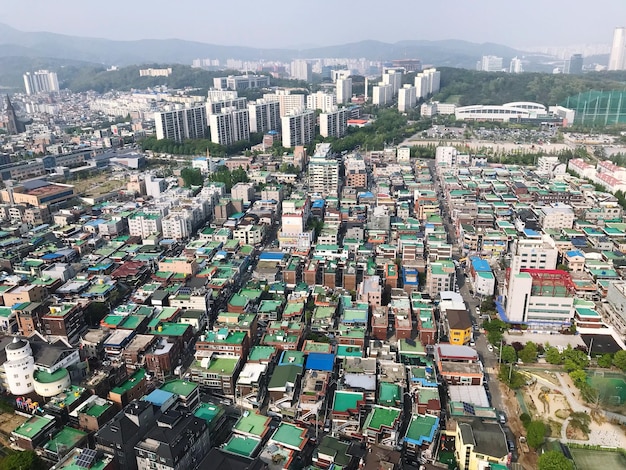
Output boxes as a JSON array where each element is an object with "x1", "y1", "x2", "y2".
[{"x1": 1, "y1": 0, "x2": 625, "y2": 49}]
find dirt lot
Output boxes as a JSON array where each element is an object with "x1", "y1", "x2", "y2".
[
  {"x1": 498, "y1": 381, "x2": 538, "y2": 469},
  {"x1": 72, "y1": 172, "x2": 126, "y2": 197},
  {"x1": 0, "y1": 412, "x2": 26, "y2": 446}
]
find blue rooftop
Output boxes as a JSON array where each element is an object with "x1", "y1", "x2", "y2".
[
  {"x1": 523, "y1": 228, "x2": 540, "y2": 238},
  {"x1": 470, "y1": 257, "x2": 491, "y2": 272},
  {"x1": 259, "y1": 252, "x2": 286, "y2": 261},
  {"x1": 305, "y1": 353, "x2": 335, "y2": 372},
  {"x1": 41, "y1": 253, "x2": 63, "y2": 260},
  {"x1": 566, "y1": 250, "x2": 584, "y2": 258},
  {"x1": 143, "y1": 389, "x2": 175, "y2": 407},
  {"x1": 312, "y1": 199, "x2": 325, "y2": 209}
]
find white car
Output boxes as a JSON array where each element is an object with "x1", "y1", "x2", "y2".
[{"x1": 487, "y1": 344, "x2": 494, "y2": 352}]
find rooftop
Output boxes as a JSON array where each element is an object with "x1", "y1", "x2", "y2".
[
  {"x1": 160, "y1": 379, "x2": 198, "y2": 398},
  {"x1": 364, "y1": 406, "x2": 401, "y2": 431},
  {"x1": 234, "y1": 411, "x2": 270, "y2": 438},
  {"x1": 12, "y1": 415, "x2": 53, "y2": 439}
]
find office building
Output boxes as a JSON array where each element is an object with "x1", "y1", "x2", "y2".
[
  {"x1": 510, "y1": 57, "x2": 523, "y2": 73},
  {"x1": 320, "y1": 108, "x2": 349, "y2": 138},
  {"x1": 307, "y1": 91, "x2": 337, "y2": 112},
  {"x1": 23, "y1": 70, "x2": 59, "y2": 95},
  {"x1": 392, "y1": 59, "x2": 422, "y2": 72},
  {"x1": 291, "y1": 60, "x2": 312, "y2": 82},
  {"x1": 264, "y1": 90, "x2": 306, "y2": 117},
  {"x1": 208, "y1": 108, "x2": 250, "y2": 146},
  {"x1": 609, "y1": 27, "x2": 626, "y2": 71},
  {"x1": 510, "y1": 236, "x2": 558, "y2": 274},
  {"x1": 336, "y1": 77, "x2": 352, "y2": 104},
  {"x1": 398, "y1": 85, "x2": 417, "y2": 112},
  {"x1": 281, "y1": 109, "x2": 315, "y2": 148},
  {"x1": 479, "y1": 55, "x2": 504, "y2": 72},
  {"x1": 568, "y1": 54, "x2": 584, "y2": 75},
  {"x1": 154, "y1": 106, "x2": 207, "y2": 142},
  {"x1": 248, "y1": 100, "x2": 281, "y2": 133},
  {"x1": 372, "y1": 84, "x2": 393, "y2": 106},
  {"x1": 213, "y1": 75, "x2": 270, "y2": 91}
]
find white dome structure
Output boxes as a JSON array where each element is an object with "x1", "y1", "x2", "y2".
[{"x1": 4, "y1": 337, "x2": 35, "y2": 395}]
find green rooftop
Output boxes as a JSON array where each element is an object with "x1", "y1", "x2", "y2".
[
  {"x1": 333, "y1": 391, "x2": 364, "y2": 413},
  {"x1": 44, "y1": 426, "x2": 87, "y2": 453},
  {"x1": 271, "y1": 422, "x2": 306, "y2": 449},
  {"x1": 336, "y1": 345, "x2": 362, "y2": 357},
  {"x1": 364, "y1": 406, "x2": 401, "y2": 432},
  {"x1": 222, "y1": 434, "x2": 261, "y2": 457},
  {"x1": 34, "y1": 368, "x2": 69, "y2": 384},
  {"x1": 83, "y1": 402, "x2": 112, "y2": 418},
  {"x1": 160, "y1": 379, "x2": 198, "y2": 397},
  {"x1": 248, "y1": 346, "x2": 276, "y2": 362},
  {"x1": 234, "y1": 412, "x2": 270, "y2": 437},
  {"x1": 204, "y1": 356, "x2": 238, "y2": 375},
  {"x1": 194, "y1": 403, "x2": 224, "y2": 429},
  {"x1": 12, "y1": 415, "x2": 53, "y2": 439},
  {"x1": 204, "y1": 330, "x2": 246, "y2": 344},
  {"x1": 110, "y1": 368, "x2": 146, "y2": 395},
  {"x1": 154, "y1": 322, "x2": 189, "y2": 336},
  {"x1": 378, "y1": 382, "x2": 401, "y2": 406}
]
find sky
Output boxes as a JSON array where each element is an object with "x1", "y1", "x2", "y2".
[{"x1": 1, "y1": 0, "x2": 625, "y2": 49}]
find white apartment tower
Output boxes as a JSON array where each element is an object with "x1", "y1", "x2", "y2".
[
  {"x1": 307, "y1": 92, "x2": 337, "y2": 113},
  {"x1": 309, "y1": 159, "x2": 340, "y2": 197},
  {"x1": 336, "y1": 77, "x2": 352, "y2": 104},
  {"x1": 372, "y1": 84, "x2": 393, "y2": 106},
  {"x1": 609, "y1": 27, "x2": 626, "y2": 71},
  {"x1": 320, "y1": 108, "x2": 349, "y2": 138},
  {"x1": 264, "y1": 90, "x2": 306, "y2": 117},
  {"x1": 479, "y1": 56, "x2": 504, "y2": 72},
  {"x1": 291, "y1": 60, "x2": 313, "y2": 82},
  {"x1": 281, "y1": 109, "x2": 316, "y2": 148},
  {"x1": 154, "y1": 106, "x2": 207, "y2": 142},
  {"x1": 398, "y1": 85, "x2": 417, "y2": 112},
  {"x1": 209, "y1": 107, "x2": 250, "y2": 146},
  {"x1": 23, "y1": 70, "x2": 60, "y2": 95},
  {"x1": 509, "y1": 57, "x2": 523, "y2": 73},
  {"x1": 382, "y1": 69, "x2": 403, "y2": 96},
  {"x1": 415, "y1": 68, "x2": 440, "y2": 99},
  {"x1": 248, "y1": 100, "x2": 281, "y2": 133}
]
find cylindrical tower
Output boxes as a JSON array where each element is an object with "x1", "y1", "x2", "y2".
[{"x1": 4, "y1": 337, "x2": 35, "y2": 395}]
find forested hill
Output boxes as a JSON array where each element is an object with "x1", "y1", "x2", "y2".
[{"x1": 435, "y1": 68, "x2": 626, "y2": 106}]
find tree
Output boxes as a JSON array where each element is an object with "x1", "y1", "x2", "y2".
[
  {"x1": 501, "y1": 345, "x2": 517, "y2": 364},
  {"x1": 545, "y1": 347, "x2": 562, "y2": 365},
  {"x1": 597, "y1": 353, "x2": 613, "y2": 368},
  {"x1": 520, "y1": 412, "x2": 531, "y2": 428},
  {"x1": 499, "y1": 364, "x2": 525, "y2": 389},
  {"x1": 613, "y1": 350, "x2": 626, "y2": 371},
  {"x1": 562, "y1": 347, "x2": 589, "y2": 369},
  {"x1": 518, "y1": 342, "x2": 538, "y2": 363},
  {"x1": 526, "y1": 420, "x2": 547, "y2": 449},
  {"x1": 181, "y1": 167, "x2": 204, "y2": 187},
  {"x1": 569, "y1": 369, "x2": 587, "y2": 388},
  {"x1": 0, "y1": 451, "x2": 44, "y2": 470},
  {"x1": 538, "y1": 451, "x2": 574, "y2": 470}
]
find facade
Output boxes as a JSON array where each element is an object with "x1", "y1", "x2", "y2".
[
  {"x1": 307, "y1": 92, "x2": 337, "y2": 113},
  {"x1": 319, "y1": 108, "x2": 349, "y2": 138},
  {"x1": 454, "y1": 419, "x2": 509, "y2": 470},
  {"x1": 208, "y1": 108, "x2": 250, "y2": 146},
  {"x1": 372, "y1": 84, "x2": 393, "y2": 106},
  {"x1": 291, "y1": 60, "x2": 312, "y2": 82},
  {"x1": 336, "y1": 78, "x2": 352, "y2": 104},
  {"x1": 398, "y1": 85, "x2": 417, "y2": 112},
  {"x1": 263, "y1": 91, "x2": 305, "y2": 117},
  {"x1": 308, "y1": 156, "x2": 339, "y2": 197},
  {"x1": 479, "y1": 56, "x2": 504, "y2": 72},
  {"x1": 248, "y1": 100, "x2": 281, "y2": 134},
  {"x1": 155, "y1": 106, "x2": 207, "y2": 142},
  {"x1": 281, "y1": 109, "x2": 315, "y2": 148},
  {"x1": 23, "y1": 70, "x2": 59, "y2": 95},
  {"x1": 213, "y1": 75, "x2": 270, "y2": 91},
  {"x1": 609, "y1": 27, "x2": 626, "y2": 71}
]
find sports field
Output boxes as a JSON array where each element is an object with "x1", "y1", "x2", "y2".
[
  {"x1": 570, "y1": 448, "x2": 626, "y2": 470},
  {"x1": 586, "y1": 372, "x2": 626, "y2": 406}
]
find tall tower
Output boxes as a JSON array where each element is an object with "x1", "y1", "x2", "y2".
[
  {"x1": 609, "y1": 27, "x2": 626, "y2": 71},
  {"x1": 5, "y1": 95, "x2": 21, "y2": 135}
]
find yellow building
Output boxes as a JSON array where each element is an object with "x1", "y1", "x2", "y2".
[
  {"x1": 455, "y1": 419, "x2": 509, "y2": 470},
  {"x1": 446, "y1": 309, "x2": 472, "y2": 345}
]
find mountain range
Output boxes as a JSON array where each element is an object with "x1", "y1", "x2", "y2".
[{"x1": 0, "y1": 22, "x2": 523, "y2": 67}]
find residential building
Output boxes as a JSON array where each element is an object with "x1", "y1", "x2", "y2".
[
  {"x1": 372, "y1": 84, "x2": 393, "y2": 106},
  {"x1": 281, "y1": 109, "x2": 315, "y2": 148},
  {"x1": 454, "y1": 418, "x2": 509, "y2": 470},
  {"x1": 208, "y1": 107, "x2": 250, "y2": 146},
  {"x1": 23, "y1": 70, "x2": 59, "y2": 95},
  {"x1": 358, "y1": 275, "x2": 382, "y2": 308},
  {"x1": 128, "y1": 213, "x2": 162, "y2": 238},
  {"x1": 319, "y1": 108, "x2": 349, "y2": 138},
  {"x1": 336, "y1": 78, "x2": 352, "y2": 104},
  {"x1": 609, "y1": 27, "x2": 626, "y2": 71},
  {"x1": 398, "y1": 85, "x2": 417, "y2": 112},
  {"x1": 154, "y1": 106, "x2": 207, "y2": 142},
  {"x1": 425, "y1": 260, "x2": 456, "y2": 298},
  {"x1": 213, "y1": 75, "x2": 270, "y2": 91},
  {"x1": 263, "y1": 90, "x2": 305, "y2": 117},
  {"x1": 382, "y1": 69, "x2": 403, "y2": 96},
  {"x1": 479, "y1": 56, "x2": 504, "y2": 72},
  {"x1": 307, "y1": 92, "x2": 337, "y2": 113},
  {"x1": 248, "y1": 100, "x2": 281, "y2": 133},
  {"x1": 308, "y1": 144, "x2": 339, "y2": 197},
  {"x1": 291, "y1": 60, "x2": 312, "y2": 82}
]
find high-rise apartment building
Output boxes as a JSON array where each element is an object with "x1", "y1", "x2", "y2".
[
  {"x1": 319, "y1": 108, "x2": 349, "y2": 138},
  {"x1": 382, "y1": 69, "x2": 403, "y2": 96},
  {"x1": 154, "y1": 106, "x2": 207, "y2": 142},
  {"x1": 208, "y1": 108, "x2": 250, "y2": 146},
  {"x1": 213, "y1": 75, "x2": 270, "y2": 91},
  {"x1": 567, "y1": 54, "x2": 584, "y2": 75},
  {"x1": 23, "y1": 70, "x2": 59, "y2": 95},
  {"x1": 248, "y1": 100, "x2": 281, "y2": 133},
  {"x1": 415, "y1": 68, "x2": 441, "y2": 99},
  {"x1": 336, "y1": 77, "x2": 352, "y2": 104},
  {"x1": 307, "y1": 92, "x2": 337, "y2": 113},
  {"x1": 479, "y1": 56, "x2": 504, "y2": 72},
  {"x1": 206, "y1": 96, "x2": 247, "y2": 115},
  {"x1": 509, "y1": 57, "x2": 523, "y2": 73},
  {"x1": 372, "y1": 84, "x2": 393, "y2": 106},
  {"x1": 609, "y1": 27, "x2": 626, "y2": 71},
  {"x1": 264, "y1": 90, "x2": 306, "y2": 117},
  {"x1": 281, "y1": 109, "x2": 315, "y2": 148},
  {"x1": 398, "y1": 85, "x2": 417, "y2": 112},
  {"x1": 291, "y1": 60, "x2": 312, "y2": 82}
]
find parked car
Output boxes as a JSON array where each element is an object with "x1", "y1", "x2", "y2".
[{"x1": 487, "y1": 344, "x2": 494, "y2": 352}]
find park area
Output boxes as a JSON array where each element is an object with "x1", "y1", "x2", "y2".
[
  {"x1": 569, "y1": 447, "x2": 626, "y2": 470},
  {"x1": 586, "y1": 371, "x2": 626, "y2": 410}
]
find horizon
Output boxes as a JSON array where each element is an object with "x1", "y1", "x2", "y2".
[{"x1": 1, "y1": 0, "x2": 624, "y2": 50}]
